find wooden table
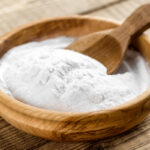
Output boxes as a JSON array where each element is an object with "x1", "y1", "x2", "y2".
[{"x1": 0, "y1": 0, "x2": 150, "y2": 149}]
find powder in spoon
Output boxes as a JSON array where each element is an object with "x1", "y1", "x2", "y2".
[{"x1": 0, "y1": 36, "x2": 149, "y2": 112}]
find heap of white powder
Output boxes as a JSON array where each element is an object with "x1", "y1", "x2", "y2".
[{"x1": 0, "y1": 36, "x2": 149, "y2": 112}]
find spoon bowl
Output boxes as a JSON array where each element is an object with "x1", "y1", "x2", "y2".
[
  {"x1": 0, "y1": 16, "x2": 150, "y2": 141},
  {"x1": 67, "y1": 30, "x2": 124, "y2": 74}
]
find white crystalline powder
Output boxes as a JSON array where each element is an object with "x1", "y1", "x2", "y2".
[{"x1": 0, "y1": 36, "x2": 149, "y2": 112}]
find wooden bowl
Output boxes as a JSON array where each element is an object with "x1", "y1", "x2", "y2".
[{"x1": 0, "y1": 16, "x2": 150, "y2": 142}]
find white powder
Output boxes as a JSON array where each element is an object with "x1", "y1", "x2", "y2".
[{"x1": 0, "y1": 36, "x2": 149, "y2": 112}]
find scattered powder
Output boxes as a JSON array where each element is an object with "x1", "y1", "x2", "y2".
[{"x1": 0, "y1": 36, "x2": 149, "y2": 112}]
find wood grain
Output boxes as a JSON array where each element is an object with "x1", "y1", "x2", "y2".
[{"x1": 0, "y1": 0, "x2": 120, "y2": 36}]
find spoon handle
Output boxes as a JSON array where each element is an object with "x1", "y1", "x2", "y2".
[{"x1": 117, "y1": 4, "x2": 150, "y2": 40}]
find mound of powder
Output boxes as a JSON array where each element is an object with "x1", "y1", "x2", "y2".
[{"x1": 0, "y1": 37, "x2": 149, "y2": 112}]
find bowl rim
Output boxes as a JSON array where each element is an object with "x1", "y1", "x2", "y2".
[{"x1": 0, "y1": 15, "x2": 150, "y2": 120}]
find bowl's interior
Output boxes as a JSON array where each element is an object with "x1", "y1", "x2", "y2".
[
  {"x1": 0, "y1": 16, "x2": 150, "y2": 141},
  {"x1": 0, "y1": 16, "x2": 149, "y2": 113}
]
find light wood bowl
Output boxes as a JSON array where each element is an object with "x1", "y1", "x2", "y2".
[{"x1": 0, "y1": 16, "x2": 150, "y2": 142}]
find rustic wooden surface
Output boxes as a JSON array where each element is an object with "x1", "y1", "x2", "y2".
[{"x1": 0, "y1": 0, "x2": 150, "y2": 149}]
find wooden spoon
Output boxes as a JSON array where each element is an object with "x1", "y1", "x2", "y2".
[{"x1": 67, "y1": 4, "x2": 150, "y2": 74}]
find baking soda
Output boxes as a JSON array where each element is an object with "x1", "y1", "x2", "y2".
[{"x1": 0, "y1": 36, "x2": 149, "y2": 112}]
